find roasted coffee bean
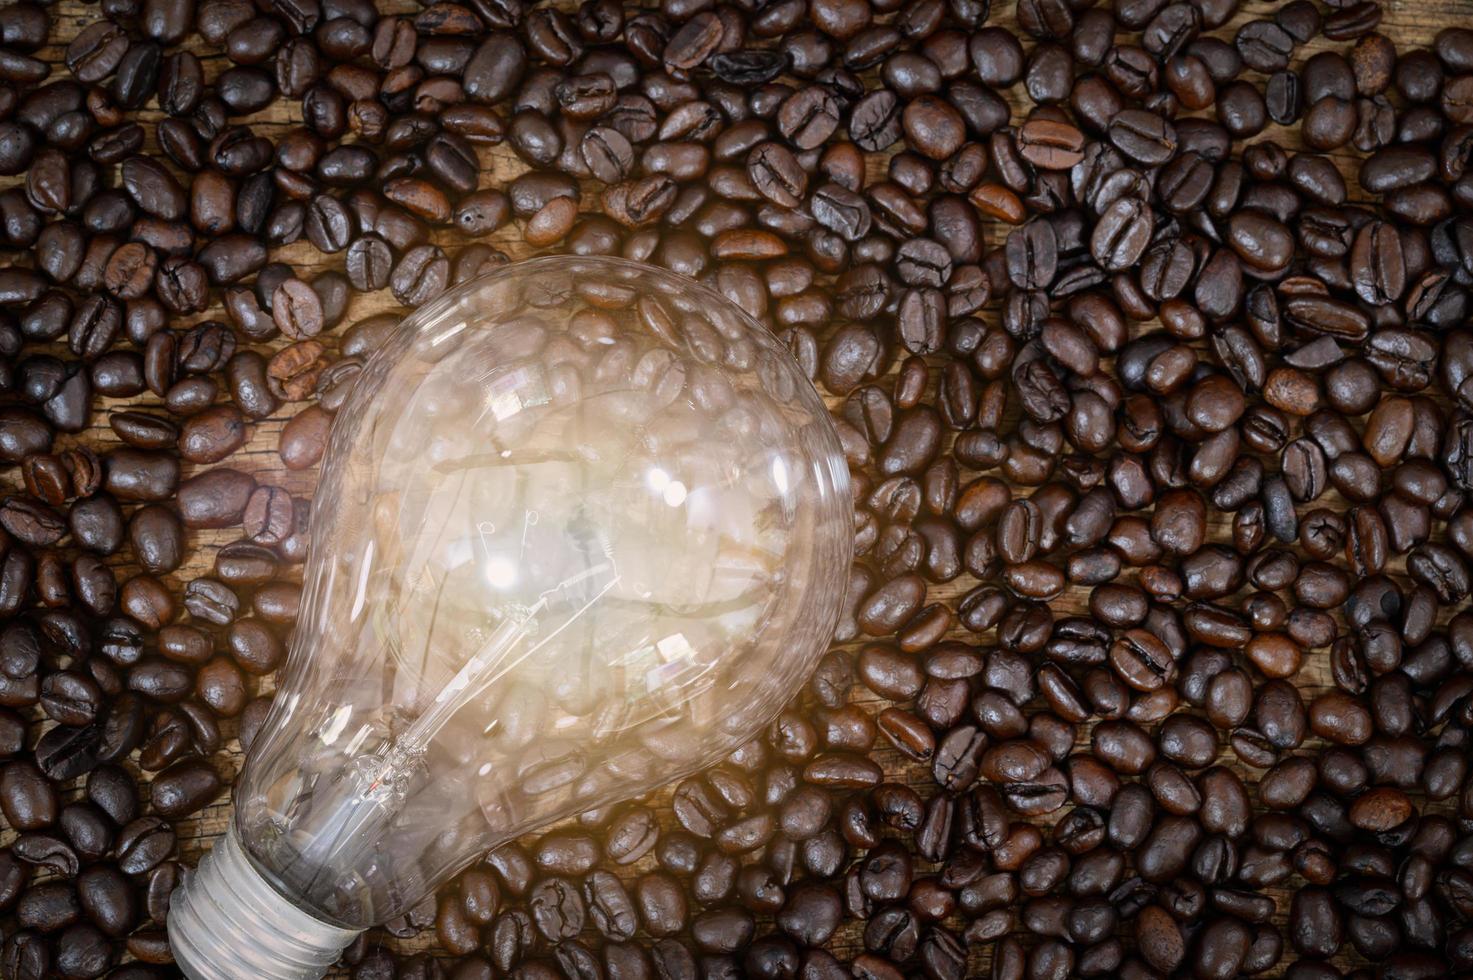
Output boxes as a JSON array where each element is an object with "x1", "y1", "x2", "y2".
[
  {"x1": 777, "y1": 87, "x2": 841, "y2": 151},
  {"x1": 1091, "y1": 197, "x2": 1154, "y2": 272},
  {"x1": 1006, "y1": 219, "x2": 1057, "y2": 290},
  {"x1": 149, "y1": 759, "x2": 221, "y2": 819},
  {"x1": 271, "y1": 278, "x2": 323, "y2": 340},
  {"x1": 178, "y1": 406, "x2": 248, "y2": 464},
  {"x1": 115, "y1": 817, "x2": 174, "y2": 876},
  {"x1": 1018, "y1": 118, "x2": 1086, "y2": 170},
  {"x1": 390, "y1": 245, "x2": 450, "y2": 306},
  {"x1": 748, "y1": 142, "x2": 807, "y2": 208},
  {"x1": 1, "y1": 761, "x2": 57, "y2": 830}
]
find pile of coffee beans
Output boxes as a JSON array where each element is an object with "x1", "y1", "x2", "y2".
[{"x1": 2, "y1": 0, "x2": 1473, "y2": 975}]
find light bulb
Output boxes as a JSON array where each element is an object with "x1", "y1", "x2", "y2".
[{"x1": 166, "y1": 256, "x2": 853, "y2": 979}]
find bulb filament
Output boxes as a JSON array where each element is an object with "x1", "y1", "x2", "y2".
[{"x1": 298, "y1": 561, "x2": 624, "y2": 875}]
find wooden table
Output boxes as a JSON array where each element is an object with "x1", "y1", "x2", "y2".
[{"x1": 4, "y1": 0, "x2": 1470, "y2": 974}]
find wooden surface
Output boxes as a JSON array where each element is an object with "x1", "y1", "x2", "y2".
[{"x1": 2, "y1": 0, "x2": 1472, "y2": 974}]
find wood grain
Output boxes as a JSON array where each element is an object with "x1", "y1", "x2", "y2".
[{"x1": 2, "y1": 0, "x2": 1472, "y2": 974}]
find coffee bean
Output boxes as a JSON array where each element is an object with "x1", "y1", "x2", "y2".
[
  {"x1": 0, "y1": 496, "x2": 66, "y2": 547},
  {"x1": 115, "y1": 817, "x2": 174, "y2": 876},
  {"x1": 1018, "y1": 118, "x2": 1085, "y2": 169},
  {"x1": 748, "y1": 142, "x2": 807, "y2": 208},
  {"x1": 777, "y1": 87, "x2": 841, "y2": 151},
  {"x1": 149, "y1": 759, "x2": 221, "y2": 819},
  {"x1": 270, "y1": 278, "x2": 323, "y2": 340},
  {"x1": 279, "y1": 405, "x2": 332, "y2": 470},
  {"x1": 103, "y1": 450, "x2": 178, "y2": 502},
  {"x1": 120, "y1": 156, "x2": 185, "y2": 221},
  {"x1": 182, "y1": 578, "x2": 239, "y2": 627},
  {"x1": 222, "y1": 618, "x2": 281, "y2": 675},
  {"x1": 1090, "y1": 197, "x2": 1154, "y2": 272},
  {"x1": 264, "y1": 340, "x2": 328, "y2": 402},
  {"x1": 178, "y1": 406, "x2": 248, "y2": 464},
  {"x1": 1005, "y1": 218, "x2": 1058, "y2": 290}
]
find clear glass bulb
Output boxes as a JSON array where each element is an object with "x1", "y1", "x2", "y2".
[{"x1": 167, "y1": 256, "x2": 853, "y2": 979}]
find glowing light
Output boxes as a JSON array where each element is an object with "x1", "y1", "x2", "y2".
[
  {"x1": 483, "y1": 555, "x2": 517, "y2": 589},
  {"x1": 663, "y1": 480, "x2": 688, "y2": 507}
]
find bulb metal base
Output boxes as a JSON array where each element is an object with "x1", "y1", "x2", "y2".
[{"x1": 169, "y1": 827, "x2": 360, "y2": 980}]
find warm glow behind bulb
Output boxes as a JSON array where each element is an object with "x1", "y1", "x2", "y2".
[{"x1": 168, "y1": 257, "x2": 853, "y2": 980}]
